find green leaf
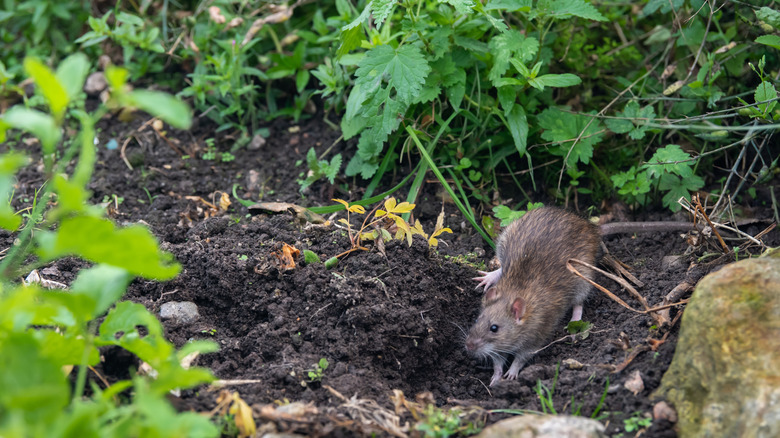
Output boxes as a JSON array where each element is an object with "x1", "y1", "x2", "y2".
[
  {"x1": 605, "y1": 101, "x2": 656, "y2": 140},
  {"x1": 127, "y1": 90, "x2": 192, "y2": 129},
  {"x1": 538, "y1": 0, "x2": 608, "y2": 22},
  {"x1": 1, "y1": 107, "x2": 61, "y2": 152},
  {"x1": 342, "y1": 1, "x2": 372, "y2": 31},
  {"x1": 440, "y1": 0, "x2": 476, "y2": 15},
  {"x1": 488, "y1": 30, "x2": 538, "y2": 83},
  {"x1": 485, "y1": 0, "x2": 532, "y2": 11},
  {"x1": 105, "y1": 65, "x2": 129, "y2": 92},
  {"x1": 326, "y1": 154, "x2": 342, "y2": 183},
  {"x1": 373, "y1": 0, "x2": 395, "y2": 28},
  {"x1": 36, "y1": 215, "x2": 181, "y2": 280},
  {"x1": 70, "y1": 265, "x2": 133, "y2": 319},
  {"x1": 55, "y1": 53, "x2": 90, "y2": 102},
  {"x1": 756, "y1": 7, "x2": 780, "y2": 30},
  {"x1": 755, "y1": 35, "x2": 780, "y2": 50},
  {"x1": 659, "y1": 173, "x2": 704, "y2": 212},
  {"x1": 504, "y1": 105, "x2": 528, "y2": 156},
  {"x1": 355, "y1": 44, "x2": 430, "y2": 105},
  {"x1": 527, "y1": 73, "x2": 581, "y2": 90},
  {"x1": 643, "y1": 144, "x2": 694, "y2": 179},
  {"x1": 303, "y1": 250, "x2": 321, "y2": 264},
  {"x1": 538, "y1": 109, "x2": 603, "y2": 166},
  {"x1": 0, "y1": 153, "x2": 29, "y2": 231},
  {"x1": 498, "y1": 87, "x2": 516, "y2": 113},
  {"x1": 24, "y1": 57, "x2": 69, "y2": 119},
  {"x1": 755, "y1": 81, "x2": 778, "y2": 114},
  {"x1": 0, "y1": 333, "x2": 70, "y2": 422}
]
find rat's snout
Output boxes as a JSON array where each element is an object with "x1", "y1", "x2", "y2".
[{"x1": 465, "y1": 337, "x2": 483, "y2": 352}]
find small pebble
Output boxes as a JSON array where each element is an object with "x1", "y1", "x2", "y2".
[
  {"x1": 653, "y1": 401, "x2": 678, "y2": 423},
  {"x1": 84, "y1": 72, "x2": 108, "y2": 95},
  {"x1": 160, "y1": 301, "x2": 200, "y2": 325}
]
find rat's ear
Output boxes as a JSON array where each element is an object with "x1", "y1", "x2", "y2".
[
  {"x1": 512, "y1": 298, "x2": 526, "y2": 322},
  {"x1": 484, "y1": 286, "x2": 499, "y2": 302}
]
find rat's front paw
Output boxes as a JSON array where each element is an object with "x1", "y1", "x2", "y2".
[{"x1": 473, "y1": 268, "x2": 502, "y2": 290}]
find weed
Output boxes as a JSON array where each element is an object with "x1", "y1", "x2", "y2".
[
  {"x1": 332, "y1": 197, "x2": 453, "y2": 259},
  {"x1": 533, "y1": 363, "x2": 610, "y2": 419},
  {"x1": 535, "y1": 363, "x2": 561, "y2": 415},
  {"x1": 307, "y1": 357, "x2": 329, "y2": 382},
  {"x1": 624, "y1": 411, "x2": 652, "y2": 432},
  {"x1": 0, "y1": 54, "x2": 217, "y2": 436},
  {"x1": 415, "y1": 404, "x2": 483, "y2": 438},
  {"x1": 298, "y1": 147, "x2": 342, "y2": 192}
]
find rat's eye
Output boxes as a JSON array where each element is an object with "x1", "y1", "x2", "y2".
[{"x1": 490, "y1": 324, "x2": 499, "y2": 333}]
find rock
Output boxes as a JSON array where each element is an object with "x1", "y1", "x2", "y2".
[
  {"x1": 160, "y1": 301, "x2": 200, "y2": 325},
  {"x1": 653, "y1": 401, "x2": 677, "y2": 423},
  {"x1": 656, "y1": 257, "x2": 780, "y2": 438},
  {"x1": 624, "y1": 370, "x2": 644, "y2": 395},
  {"x1": 248, "y1": 133, "x2": 267, "y2": 150},
  {"x1": 84, "y1": 72, "x2": 108, "y2": 95},
  {"x1": 477, "y1": 415, "x2": 606, "y2": 438},
  {"x1": 661, "y1": 255, "x2": 686, "y2": 271}
]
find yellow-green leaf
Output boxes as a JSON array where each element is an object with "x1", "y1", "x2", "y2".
[{"x1": 24, "y1": 58, "x2": 68, "y2": 119}]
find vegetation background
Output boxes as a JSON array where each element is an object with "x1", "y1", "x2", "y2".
[{"x1": 0, "y1": 0, "x2": 777, "y2": 436}]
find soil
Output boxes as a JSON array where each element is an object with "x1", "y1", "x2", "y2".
[{"x1": 4, "y1": 108, "x2": 779, "y2": 437}]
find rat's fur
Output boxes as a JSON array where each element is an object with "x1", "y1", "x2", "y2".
[{"x1": 465, "y1": 207, "x2": 600, "y2": 386}]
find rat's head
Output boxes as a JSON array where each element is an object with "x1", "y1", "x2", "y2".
[{"x1": 464, "y1": 286, "x2": 529, "y2": 359}]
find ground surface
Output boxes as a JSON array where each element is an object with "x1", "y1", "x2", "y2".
[{"x1": 5, "y1": 110, "x2": 778, "y2": 437}]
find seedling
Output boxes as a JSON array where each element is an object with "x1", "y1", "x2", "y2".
[
  {"x1": 624, "y1": 412, "x2": 652, "y2": 432},
  {"x1": 201, "y1": 328, "x2": 218, "y2": 336},
  {"x1": 534, "y1": 363, "x2": 560, "y2": 415},
  {"x1": 307, "y1": 357, "x2": 329, "y2": 382},
  {"x1": 566, "y1": 320, "x2": 593, "y2": 340}
]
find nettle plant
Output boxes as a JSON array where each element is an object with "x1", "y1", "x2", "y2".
[
  {"x1": 335, "y1": 0, "x2": 607, "y2": 180},
  {"x1": 0, "y1": 54, "x2": 219, "y2": 436}
]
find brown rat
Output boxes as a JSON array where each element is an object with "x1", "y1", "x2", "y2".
[{"x1": 465, "y1": 206, "x2": 698, "y2": 386}]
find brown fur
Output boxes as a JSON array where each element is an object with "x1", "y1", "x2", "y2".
[{"x1": 465, "y1": 207, "x2": 600, "y2": 380}]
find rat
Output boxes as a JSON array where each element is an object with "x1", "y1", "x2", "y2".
[{"x1": 464, "y1": 206, "x2": 698, "y2": 386}]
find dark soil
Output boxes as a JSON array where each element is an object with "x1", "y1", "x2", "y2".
[{"x1": 5, "y1": 109, "x2": 779, "y2": 437}]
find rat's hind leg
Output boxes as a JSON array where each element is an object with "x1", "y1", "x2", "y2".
[
  {"x1": 570, "y1": 279, "x2": 593, "y2": 322},
  {"x1": 571, "y1": 304, "x2": 583, "y2": 322}
]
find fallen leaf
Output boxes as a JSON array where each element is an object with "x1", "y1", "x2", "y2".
[
  {"x1": 229, "y1": 392, "x2": 257, "y2": 438},
  {"x1": 272, "y1": 243, "x2": 300, "y2": 270},
  {"x1": 248, "y1": 202, "x2": 326, "y2": 224}
]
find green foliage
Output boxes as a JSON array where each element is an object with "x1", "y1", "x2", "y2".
[
  {"x1": 414, "y1": 404, "x2": 483, "y2": 437},
  {"x1": 307, "y1": 357, "x2": 329, "y2": 382},
  {"x1": 605, "y1": 101, "x2": 656, "y2": 140},
  {"x1": 493, "y1": 202, "x2": 544, "y2": 227},
  {"x1": 566, "y1": 320, "x2": 593, "y2": 340},
  {"x1": 0, "y1": 54, "x2": 217, "y2": 436},
  {"x1": 611, "y1": 145, "x2": 704, "y2": 212},
  {"x1": 76, "y1": 11, "x2": 165, "y2": 80},
  {"x1": 298, "y1": 147, "x2": 342, "y2": 191},
  {"x1": 624, "y1": 411, "x2": 652, "y2": 432},
  {"x1": 303, "y1": 249, "x2": 322, "y2": 264}
]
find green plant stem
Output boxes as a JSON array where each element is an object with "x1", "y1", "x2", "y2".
[
  {"x1": 406, "y1": 126, "x2": 495, "y2": 249},
  {"x1": 402, "y1": 111, "x2": 461, "y2": 221},
  {"x1": 365, "y1": 135, "x2": 400, "y2": 199},
  {"x1": 73, "y1": 333, "x2": 93, "y2": 402},
  {"x1": 445, "y1": 168, "x2": 476, "y2": 219}
]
